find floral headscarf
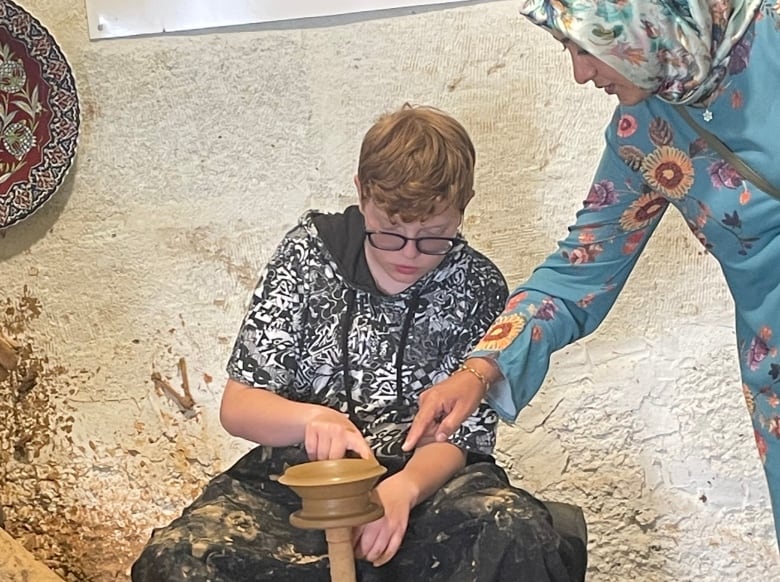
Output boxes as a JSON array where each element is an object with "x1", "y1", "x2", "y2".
[{"x1": 519, "y1": 0, "x2": 762, "y2": 104}]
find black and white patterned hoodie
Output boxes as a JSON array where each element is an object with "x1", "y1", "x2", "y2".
[{"x1": 227, "y1": 206, "x2": 508, "y2": 463}]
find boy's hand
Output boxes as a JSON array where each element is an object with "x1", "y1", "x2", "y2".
[
  {"x1": 353, "y1": 474, "x2": 416, "y2": 567},
  {"x1": 304, "y1": 411, "x2": 373, "y2": 460}
]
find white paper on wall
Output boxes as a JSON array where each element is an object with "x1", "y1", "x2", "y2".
[{"x1": 85, "y1": 0, "x2": 475, "y2": 39}]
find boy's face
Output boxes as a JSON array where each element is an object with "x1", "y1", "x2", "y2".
[{"x1": 358, "y1": 196, "x2": 462, "y2": 295}]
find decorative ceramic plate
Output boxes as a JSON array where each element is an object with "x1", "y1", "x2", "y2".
[{"x1": 0, "y1": 0, "x2": 79, "y2": 229}]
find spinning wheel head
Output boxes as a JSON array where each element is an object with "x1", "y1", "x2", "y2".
[{"x1": 279, "y1": 458, "x2": 387, "y2": 529}]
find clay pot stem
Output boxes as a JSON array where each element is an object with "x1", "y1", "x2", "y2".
[
  {"x1": 279, "y1": 459, "x2": 387, "y2": 581},
  {"x1": 324, "y1": 526, "x2": 356, "y2": 582}
]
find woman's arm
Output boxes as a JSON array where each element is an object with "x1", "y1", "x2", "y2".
[{"x1": 406, "y1": 106, "x2": 671, "y2": 447}]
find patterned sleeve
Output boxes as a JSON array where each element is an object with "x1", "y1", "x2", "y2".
[
  {"x1": 226, "y1": 229, "x2": 308, "y2": 396},
  {"x1": 445, "y1": 257, "x2": 509, "y2": 455},
  {"x1": 471, "y1": 107, "x2": 671, "y2": 421}
]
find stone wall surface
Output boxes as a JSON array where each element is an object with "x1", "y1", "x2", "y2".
[{"x1": 0, "y1": 1, "x2": 778, "y2": 580}]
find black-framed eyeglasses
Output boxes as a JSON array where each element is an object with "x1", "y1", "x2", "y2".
[{"x1": 364, "y1": 230, "x2": 465, "y2": 256}]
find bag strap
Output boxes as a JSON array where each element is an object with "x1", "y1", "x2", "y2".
[{"x1": 675, "y1": 105, "x2": 780, "y2": 200}]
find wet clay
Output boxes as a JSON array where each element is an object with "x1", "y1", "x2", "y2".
[{"x1": 280, "y1": 458, "x2": 387, "y2": 582}]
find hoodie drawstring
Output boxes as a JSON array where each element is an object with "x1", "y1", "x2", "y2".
[
  {"x1": 395, "y1": 293, "x2": 420, "y2": 407},
  {"x1": 340, "y1": 289, "x2": 358, "y2": 424},
  {"x1": 340, "y1": 289, "x2": 421, "y2": 422}
]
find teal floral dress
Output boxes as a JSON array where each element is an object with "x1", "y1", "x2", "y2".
[{"x1": 472, "y1": 1, "x2": 780, "y2": 542}]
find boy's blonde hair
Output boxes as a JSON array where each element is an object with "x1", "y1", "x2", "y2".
[{"x1": 357, "y1": 103, "x2": 475, "y2": 223}]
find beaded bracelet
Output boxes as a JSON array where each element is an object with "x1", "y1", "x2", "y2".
[{"x1": 458, "y1": 363, "x2": 490, "y2": 395}]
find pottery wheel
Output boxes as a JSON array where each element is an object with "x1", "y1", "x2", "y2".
[{"x1": 280, "y1": 458, "x2": 387, "y2": 530}]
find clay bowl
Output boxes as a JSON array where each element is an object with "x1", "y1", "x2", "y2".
[{"x1": 279, "y1": 458, "x2": 387, "y2": 529}]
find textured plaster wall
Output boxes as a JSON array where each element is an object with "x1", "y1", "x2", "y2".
[{"x1": 0, "y1": 0, "x2": 778, "y2": 580}]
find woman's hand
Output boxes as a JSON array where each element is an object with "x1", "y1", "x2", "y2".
[
  {"x1": 353, "y1": 474, "x2": 416, "y2": 567},
  {"x1": 402, "y1": 359, "x2": 497, "y2": 451},
  {"x1": 304, "y1": 410, "x2": 373, "y2": 460}
]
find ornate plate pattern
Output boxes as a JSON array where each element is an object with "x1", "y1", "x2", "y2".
[{"x1": 0, "y1": 0, "x2": 79, "y2": 229}]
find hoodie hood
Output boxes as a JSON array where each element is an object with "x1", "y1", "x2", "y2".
[
  {"x1": 307, "y1": 205, "x2": 424, "y2": 428},
  {"x1": 308, "y1": 205, "x2": 466, "y2": 297},
  {"x1": 310, "y1": 205, "x2": 381, "y2": 295}
]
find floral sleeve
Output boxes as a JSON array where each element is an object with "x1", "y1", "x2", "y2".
[
  {"x1": 443, "y1": 261, "x2": 508, "y2": 453},
  {"x1": 471, "y1": 107, "x2": 671, "y2": 421}
]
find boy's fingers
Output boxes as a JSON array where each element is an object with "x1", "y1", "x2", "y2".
[{"x1": 347, "y1": 432, "x2": 373, "y2": 460}]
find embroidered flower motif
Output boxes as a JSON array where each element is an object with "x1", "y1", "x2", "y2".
[
  {"x1": 564, "y1": 244, "x2": 603, "y2": 265},
  {"x1": 731, "y1": 90, "x2": 744, "y2": 109},
  {"x1": 531, "y1": 325, "x2": 543, "y2": 342},
  {"x1": 727, "y1": 34, "x2": 752, "y2": 75},
  {"x1": 534, "y1": 298, "x2": 558, "y2": 321},
  {"x1": 641, "y1": 146, "x2": 695, "y2": 199},
  {"x1": 566, "y1": 247, "x2": 590, "y2": 264},
  {"x1": 708, "y1": 159, "x2": 743, "y2": 189},
  {"x1": 748, "y1": 335, "x2": 770, "y2": 371},
  {"x1": 476, "y1": 314, "x2": 527, "y2": 351},
  {"x1": 771, "y1": 363, "x2": 780, "y2": 381},
  {"x1": 577, "y1": 293, "x2": 596, "y2": 309},
  {"x1": 0, "y1": 59, "x2": 25, "y2": 93},
  {"x1": 622, "y1": 229, "x2": 645, "y2": 254},
  {"x1": 619, "y1": 193, "x2": 667, "y2": 231},
  {"x1": 755, "y1": 430, "x2": 768, "y2": 463},
  {"x1": 585, "y1": 180, "x2": 618, "y2": 209},
  {"x1": 616, "y1": 113, "x2": 638, "y2": 138},
  {"x1": 769, "y1": 417, "x2": 780, "y2": 439},
  {"x1": 743, "y1": 384, "x2": 755, "y2": 415},
  {"x1": 505, "y1": 291, "x2": 528, "y2": 312},
  {"x1": 3, "y1": 121, "x2": 36, "y2": 160},
  {"x1": 739, "y1": 188, "x2": 751, "y2": 205}
]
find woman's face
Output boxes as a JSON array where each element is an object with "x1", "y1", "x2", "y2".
[{"x1": 557, "y1": 36, "x2": 652, "y2": 106}]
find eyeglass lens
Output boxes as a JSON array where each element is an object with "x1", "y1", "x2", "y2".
[{"x1": 367, "y1": 231, "x2": 456, "y2": 255}]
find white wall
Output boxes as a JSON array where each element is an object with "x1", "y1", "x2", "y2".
[
  {"x1": 1, "y1": 0, "x2": 778, "y2": 580},
  {"x1": 83, "y1": 0, "x2": 481, "y2": 38}
]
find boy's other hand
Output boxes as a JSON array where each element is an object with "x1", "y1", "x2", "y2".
[
  {"x1": 353, "y1": 475, "x2": 415, "y2": 567},
  {"x1": 304, "y1": 411, "x2": 373, "y2": 461}
]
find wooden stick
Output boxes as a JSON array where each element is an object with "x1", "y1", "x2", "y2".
[
  {"x1": 325, "y1": 527, "x2": 357, "y2": 582},
  {"x1": 151, "y1": 370, "x2": 194, "y2": 411},
  {"x1": 0, "y1": 332, "x2": 19, "y2": 371},
  {"x1": 177, "y1": 357, "x2": 194, "y2": 407}
]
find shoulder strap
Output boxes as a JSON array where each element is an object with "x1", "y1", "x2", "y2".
[{"x1": 675, "y1": 105, "x2": 780, "y2": 200}]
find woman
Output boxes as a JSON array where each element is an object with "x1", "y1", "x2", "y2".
[{"x1": 404, "y1": 0, "x2": 780, "y2": 547}]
